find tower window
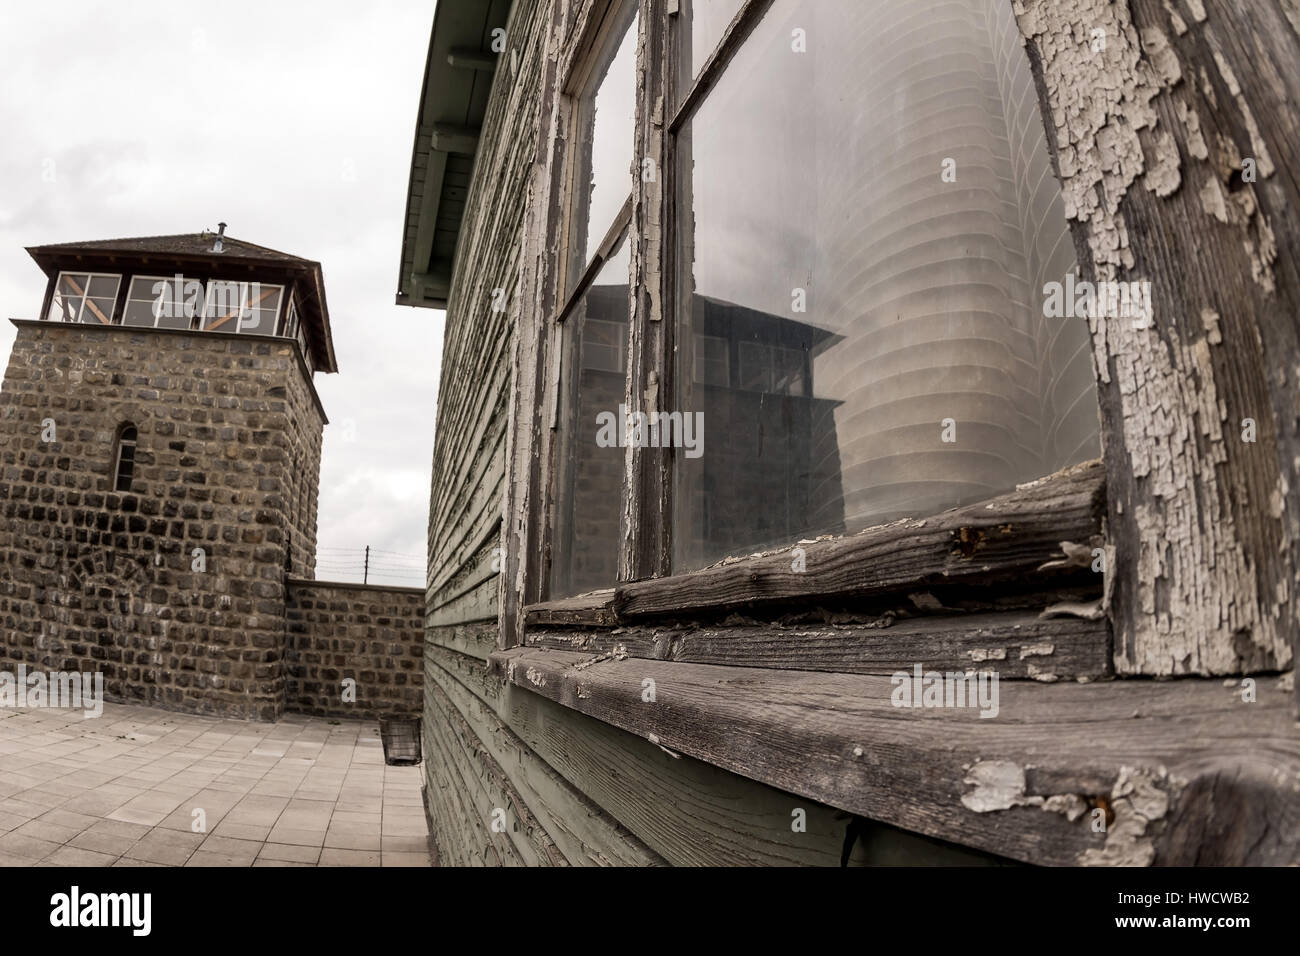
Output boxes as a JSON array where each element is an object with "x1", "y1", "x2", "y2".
[
  {"x1": 113, "y1": 423, "x2": 138, "y2": 492},
  {"x1": 122, "y1": 275, "x2": 203, "y2": 330},
  {"x1": 47, "y1": 272, "x2": 121, "y2": 324},
  {"x1": 202, "y1": 280, "x2": 284, "y2": 335}
]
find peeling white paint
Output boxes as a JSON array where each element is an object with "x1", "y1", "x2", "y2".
[
  {"x1": 1015, "y1": 0, "x2": 1292, "y2": 677},
  {"x1": 1040, "y1": 600, "x2": 1105, "y2": 620},
  {"x1": 1081, "y1": 767, "x2": 1173, "y2": 866},
  {"x1": 1176, "y1": 99, "x2": 1208, "y2": 158},
  {"x1": 1200, "y1": 308, "x2": 1222, "y2": 345},
  {"x1": 1161, "y1": 0, "x2": 1188, "y2": 35},
  {"x1": 1043, "y1": 793, "x2": 1088, "y2": 822},
  {"x1": 961, "y1": 760, "x2": 1040, "y2": 813}
]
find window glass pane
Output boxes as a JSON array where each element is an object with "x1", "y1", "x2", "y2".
[
  {"x1": 241, "y1": 307, "x2": 278, "y2": 335},
  {"x1": 50, "y1": 274, "x2": 121, "y2": 324},
  {"x1": 580, "y1": 319, "x2": 626, "y2": 373},
  {"x1": 87, "y1": 275, "x2": 119, "y2": 298},
  {"x1": 570, "y1": 8, "x2": 638, "y2": 289},
  {"x1": 201, "y1": 282, "x2": 283, "y2": 334},
  {"x1": 250, "y1": 284, "x2": 283, "y2": 315},
  {"x1": 81, "y1": 296, "x2": 115, "y2": 324},
  {"x1": 693, "y1": 334, "x2": 729, "y2": 387},
  {"x1": 47, "y1": 290, "x2": 78, "y2": 322},
  {"x1": 242, "y1": 284, "x2": 282, "y2": 334},
  {"x1": 121, "y1": 280, "x2": 160, "y2": 328},
  {"x1": 679, "y1": 0, "x2": 746, "y2": 79},
  {"x1": 124, "y1": 276, "x2": 198, "y2": 328},
  {"x1": 551, "y1": 237, "x2": 630, "y2": 598},
  {"x1": 155, "y1": 311, "x2": 194, "y2": 331},
  {"x1": 203, "y1": 281, "x2": 245, "y2": 331},
  {"x1": 56, "y1": 273, "x2": 89, "y2": 300},
  {"x1": 673, "y1": 0, "x2": 1100, "y2": 571},
  {"x1": 50, "y1": 273, "x2": 89, "y2": 322}
]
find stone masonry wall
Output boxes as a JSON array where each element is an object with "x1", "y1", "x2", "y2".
[
  {"x1": 0, "y1": 320, "x2": 325, "y2": 720},
  {"x1": 284, "y1": 580, "x2": 423, "y2": 718},
  {"x1": 282, "y1": 350, "x2": 324, "y2": 579}
]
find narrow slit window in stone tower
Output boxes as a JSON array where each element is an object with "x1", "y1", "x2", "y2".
[{"x1": 113, "y1": 423, "x2": 138, "y2": 492}]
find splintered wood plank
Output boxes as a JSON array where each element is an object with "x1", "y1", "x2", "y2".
[
  {"x1": 427, "y1": 668, "x2": 666, "y2": 866},
  {"x1": 523, "y1": 588, "x2": 618, "y2": 627},
  {"x1": 422, "y1": 699, "x2": 529, "y2": 866},
  {"x1": 489, "y1": 647, "x2": 1300, "y2": 866},
  {"x1": 523, "y1": 611, "x2": 1112, "y2": 680},
  {"x1": 421, "y1": 708, "x2": 489, "y2": 866},
  {"x1": 427, "y1": 643, "x2": 881, "y2": 865},
  {"x1": 612, "y1": 458, "x2": 1105, "y2": 618},
  {"x1": 428, "y1": 622, "x2": 499, "y2": 661},
  {"x1": 424, "y1": 676, "x2": 564, "y2": 866},
  {"x1": 426, "y1": 574, "x2": 498, "y2": 628}
]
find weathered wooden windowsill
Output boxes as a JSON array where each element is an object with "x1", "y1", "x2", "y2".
[
  {"x1": 487, "y1": 646, "x2": 1300, "y2": 865},
  {"x1": 509, "y1": 457, "x2": 1299, "y2": 864},
  {"x1": 528, "y1": 458, "x2": 1106, "y2": 625}
]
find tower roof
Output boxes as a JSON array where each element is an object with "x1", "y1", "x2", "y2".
[
  {"x1": 27, "y1": 232, "x2": 314, "y2": 264},
  {"x1": 26, "y1": 230, "x2": 338, "y2": 374}
]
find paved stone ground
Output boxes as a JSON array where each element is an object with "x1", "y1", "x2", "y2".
[{"x1": 0, "y1": 702, "x2": 430, "y2": 867}]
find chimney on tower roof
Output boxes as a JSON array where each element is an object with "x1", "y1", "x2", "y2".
[{"x1": 212, "y1": 222, "x2": 227, "y2": 254}]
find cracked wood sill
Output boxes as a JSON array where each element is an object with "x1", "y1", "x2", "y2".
[{"x1": 488, "y1": 646, "x2": 1300, "y2": 866}]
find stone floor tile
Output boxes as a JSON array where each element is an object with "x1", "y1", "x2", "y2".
[{"x1": 44, "y1": 844, "x2": 119, "y2": 867}]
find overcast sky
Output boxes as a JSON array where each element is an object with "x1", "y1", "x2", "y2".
[{"x1": 0, "y1": 0, "x2": 443, "y2": 588}]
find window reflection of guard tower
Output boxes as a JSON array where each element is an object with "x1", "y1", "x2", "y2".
[{"x1": 679, "y1": 295, "x2": 844, "y2": 569}]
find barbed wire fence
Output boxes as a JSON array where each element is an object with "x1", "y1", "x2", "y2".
[{"x1": 314, "y1": 546, "x2": 425, "y2": 587}]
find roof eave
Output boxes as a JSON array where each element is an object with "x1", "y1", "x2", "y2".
[{"x1": 396, "y1": 0, "x2": 512, "y2": 311}]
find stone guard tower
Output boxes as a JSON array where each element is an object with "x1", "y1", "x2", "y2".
[{"x1": 0, "y1": 229, "x2": 337, "y2": 719}]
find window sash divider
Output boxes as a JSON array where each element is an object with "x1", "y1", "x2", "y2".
[
  {"x1": 668, "y1": 0, "x2": 775, "y2": 135},
  {"x1": 555, "y1": 195, "x2": 633, "y2": 325}
]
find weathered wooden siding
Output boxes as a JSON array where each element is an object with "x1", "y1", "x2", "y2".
[
  {"x1": 419, "y1": 0, "x2": 546, "y2": 863},
  {"x1": 421, "y1": 0, "x2": 668, "y2": 867}
]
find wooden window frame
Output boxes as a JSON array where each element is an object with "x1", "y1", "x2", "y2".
[
  {"x1": 526, "y1": 0, "x2": 641, "y2": 614},
  {"x1": 519, "y1": 0, "x2": 1114, "y2": 615},
  {"x1": 501, "y1": 0, "x2": 1299, "y2": 675}
]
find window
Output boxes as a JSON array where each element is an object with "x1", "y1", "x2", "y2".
[
  {"x1": 670, "y1": 0, "x2": 1101, "y2": 570},
  {"x1": 122, "y1": 275, "x2": 202, "y2": 330},
  {"x1": 552, "y1": 238, "x2": 631, "y2": 598},
  {"x1": 282, "y1": 294, "x2": 312, "y2": 364},
  {"x1": 549, "y1": 2, "x2": 639, "y2": 600},
  {"x1": 47, "y1": 272, "x2": 120, "y2": 324},
  {"x1": 112, "y1": 423, "x2": 137, "y2": 492},
  {"x1": 679, "y1": 0, "x2": 747, "y2": 78},
  {"x1": 202, "y1": 280, "x2": 283, "y2": 335},
  {"x1": 693, "y1": 334, "x2": 730, "y2": 388},
  {"x1": 567, "y1": 4, "x2": 639, "y2": 291},
  {"x1": 580, "y1": 318, "x2": 627, "y2": 373},
  {"x1": 532, "y1": 0, "x2": 1104, "y2": 604},
  {"x1": 282, "y1": 295, "x2": 300, "y2": 339}
]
